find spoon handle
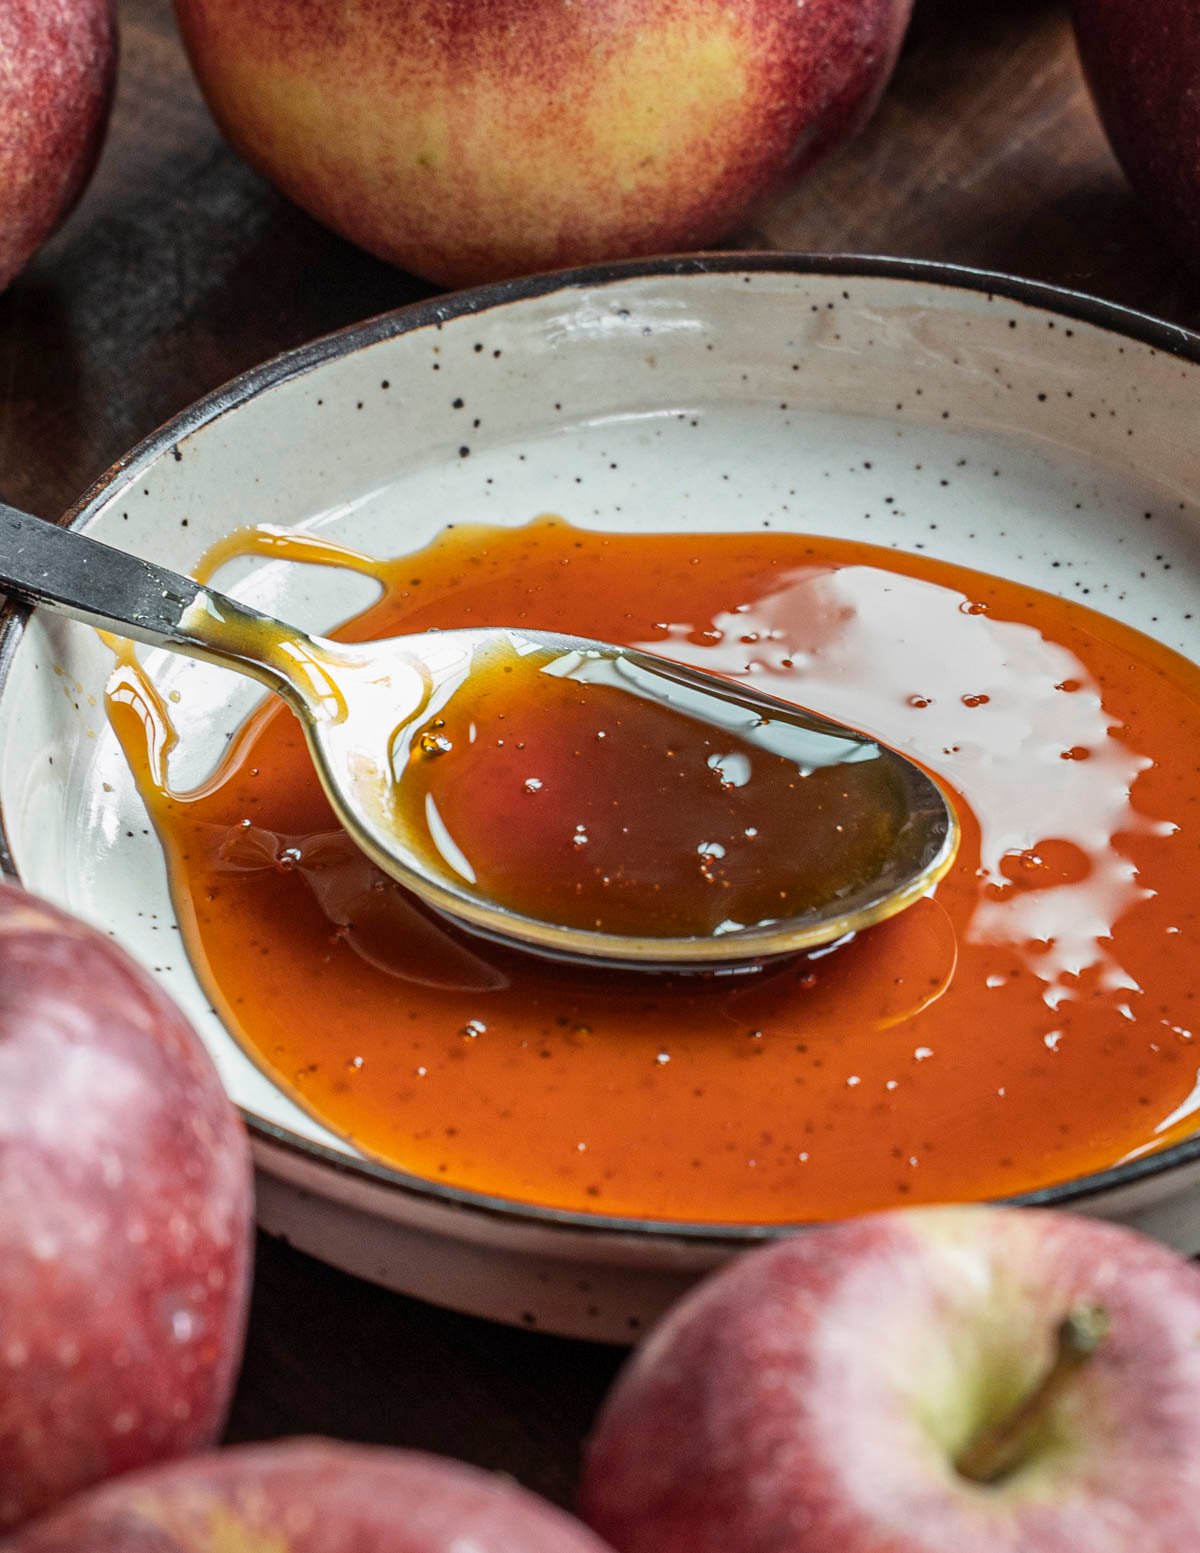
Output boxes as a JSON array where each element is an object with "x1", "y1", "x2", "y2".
[{"x1": 0, "y1": 503, "x2": 309, "y2": 699}]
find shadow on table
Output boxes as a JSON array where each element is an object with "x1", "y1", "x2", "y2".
[
  {"x1": 0, "y1": 142, "x2": 435, "y2": 519},
  {"x1": 225, "y1": 1233, "x2": 625, "y2": 1511}
]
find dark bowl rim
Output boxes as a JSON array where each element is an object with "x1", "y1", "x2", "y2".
[{"x1": 5, "y1": 248, "x2": 1200, "y2": 1248}]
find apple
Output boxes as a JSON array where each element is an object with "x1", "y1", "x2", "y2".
[
  {"x1": 4, "y1": 1438, "x2": 618, "y2": 1552},
  {"x1": 0, "y1": 882, "x2": 254, "y2": 1531},
  {"x1": 172, "y1": 0, "x2": 913, "y2": 287},
  {"x1": 0, "y1": 0, "x2": 117, "y2": 293},
  {"x1": 1073, "y1": 0, "x2": 1200, "y2": 256},
  {"x1": 581, "y1": 1205, "x2": 1200, "y2": 1552}
]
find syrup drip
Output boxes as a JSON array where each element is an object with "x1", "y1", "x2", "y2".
[{"x1": 104, "y1": 517, "x2": 1200, "y2": 1222}]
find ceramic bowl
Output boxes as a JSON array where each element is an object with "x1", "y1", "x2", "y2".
[{"x1": 4, "y1": 255, "x2": 1200, "y2": 1341}]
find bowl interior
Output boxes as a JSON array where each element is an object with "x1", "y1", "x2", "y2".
[{"x1": 4, "y1": 262, "x2": 1200, "y2": 1216}]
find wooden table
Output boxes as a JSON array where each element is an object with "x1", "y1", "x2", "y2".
[{"x1": 3, "y1": 0, "x2": 1197, "y2": 1513}]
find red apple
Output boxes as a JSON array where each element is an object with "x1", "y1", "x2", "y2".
[
  {"x1": 0, "y1": 882, "x2": 254, "y2": 1531},
  {"x1": 1073, "y1": 0, "x2": 1200, "y2": 256},
  {"x1": 4, "y1": 1438, "x2": 617, "y2": 1552},
  {"x1": 0, "y1": 0, "x2": 117, "y2": 293},
  {"x1": 581, "y1": 1206, "x2": 1200, "y2": 1552},
  {"x1": 172, "y1": 0, "x2": 913, "y2": 287}
]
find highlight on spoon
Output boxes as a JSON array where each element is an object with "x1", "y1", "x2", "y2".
[{"x1": 311, "y1": 628, "x2": 960, "y2": 970}]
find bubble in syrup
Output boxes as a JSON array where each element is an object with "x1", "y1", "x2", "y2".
[
  {"x1": 419, "y1": 719, "x2": 453, "y2": 757},
  {"x1": 1000, "y1": 840, "x2": 1091, "y2": 891},
  {"x1": 707, "y1": 751, "x2": 752, "y2": 789}
]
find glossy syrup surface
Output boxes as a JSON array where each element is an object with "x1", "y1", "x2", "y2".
[
  {"x1": 107, "y1": 516, "x2": 1200, "y2": 1223},
  {"x1": 394, "y1": 635, "x2": 916, "y2": 940}
]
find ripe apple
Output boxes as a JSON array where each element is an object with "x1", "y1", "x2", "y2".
[
  {"x1": 1073, "y1": 0, "x2": 1200, "y2": 256},
  {"x1": 0, "y1": 882, "x2": 254, "y2": 1531},
  {"x1": 172, "y1": 0, "x2": 913, "y2": 287},
  {"x1": 0, "y1": 0, "x2": 117, "y2": 293},
  {"x1": 581, "y1": 1206, "x2": 1200, "y2": 1553},
  {"x1": 4, "y1": 1438, "x2": 618, "y2": 1552}
]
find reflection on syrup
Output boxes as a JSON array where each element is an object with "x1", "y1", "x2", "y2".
[
  {"x1": 663, "y1": 563, "x2": 1168, "y2": 1013},
  {"x1": 105, "y1": 517, "x2": 1200, "y2": 1222}
]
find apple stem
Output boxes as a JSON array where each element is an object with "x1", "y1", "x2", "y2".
[{"x1": 955, "y1": 1302, "x2": 1109, "y2": 1486}]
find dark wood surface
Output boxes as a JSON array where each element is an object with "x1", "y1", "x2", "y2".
[{"x1": 4, "y1": 0, "x2": 1199, "y2": 1514}]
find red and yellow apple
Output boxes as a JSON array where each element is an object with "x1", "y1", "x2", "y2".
[
  {"x1": 582, "y1": 1206, "x2": 1200, "y2": 1553},
  {"x1": 0, "y1": 0, "x2": 117, "y2": 292},
  {"x1": 4, "y1": 1438, "x2": 617, "y2": 1552},
  {"x1": 0, "y1": 883, "x2": 254, "y2": 1530},
  {"x1": 1073, "y1": 0, "x2": 1200, "y2": 256},
  {"x1": 172, "y1": 0, "x2": 913, "y2": 287}
]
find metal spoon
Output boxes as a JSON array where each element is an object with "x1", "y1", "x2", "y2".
[{"x1": 0, "y1": 505, "x2": 959, "y2": 971}]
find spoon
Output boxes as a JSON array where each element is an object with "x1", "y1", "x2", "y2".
[{"x1": 0, "y1": 504, "x2": 958, "y2": 971}]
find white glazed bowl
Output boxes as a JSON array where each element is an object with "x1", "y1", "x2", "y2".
[{"x1": 4, "y1": 256, "x2": 1200, "y2": 1341}]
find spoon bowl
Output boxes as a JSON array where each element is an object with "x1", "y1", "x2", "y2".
[{"x1": 0, "y1": 504, "x2": 958, "y2": 970}]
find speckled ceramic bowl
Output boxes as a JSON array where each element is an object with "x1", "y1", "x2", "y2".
[{"x1": 4, "y1": 256, "x2": 1200, "y2": 1341}]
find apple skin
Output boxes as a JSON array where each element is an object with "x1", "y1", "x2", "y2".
[
  {"x1": 2, "y1": 1438, "x2": 618, "y2": 1552},
  {"x1": 1073, "y1": 0, "x2": 1200, "y2": 256},
  {"x1": 0, "y1": 0, "x2": 117, "y2": 293},
  {"x1": 0, "y1": 882, "x2": 254, "y2": 1531},
  {"x1": 581, "y1": 1206, "x2": 1200, "y2": 1553},
  {"x1": 172, "y1": 0, "x2": 913, "y2": 287}
]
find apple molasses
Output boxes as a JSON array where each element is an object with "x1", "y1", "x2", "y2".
[{"x1": 106, "y1": 516, "x2": 1200, "y2": 1223}]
